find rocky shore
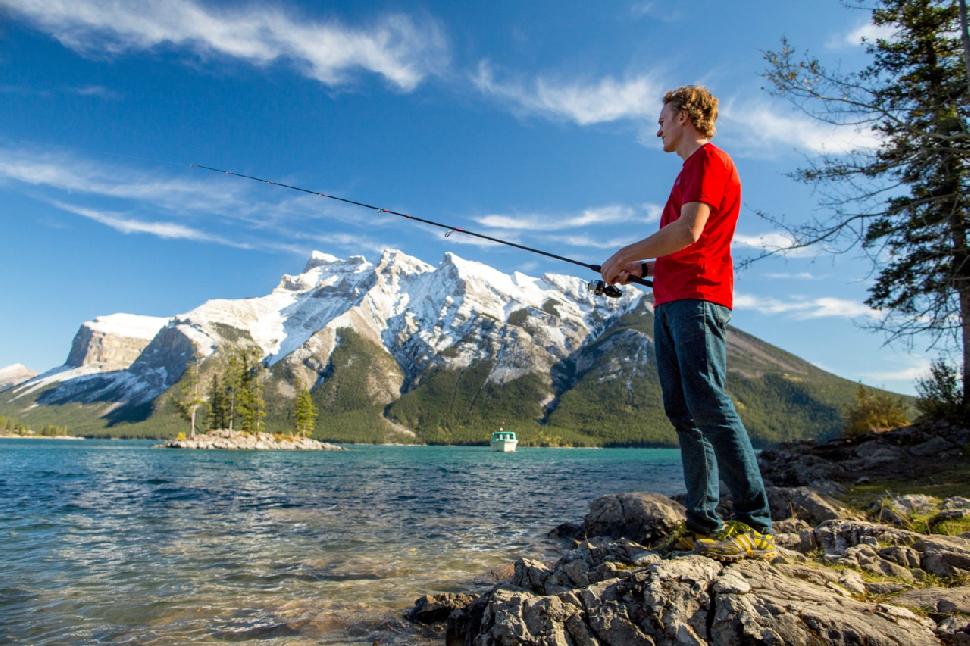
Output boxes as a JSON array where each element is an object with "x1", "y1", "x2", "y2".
[
  {"x1": 161, "y1": 429, "x2": 343, "y2": 451},
  {"x1": 408, "y1": 421, "x2": 970, "y2": 644}
]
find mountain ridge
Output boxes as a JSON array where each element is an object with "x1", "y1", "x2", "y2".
[{"x1": 0, "y1": 249, "x2": 898, "y2": 445}]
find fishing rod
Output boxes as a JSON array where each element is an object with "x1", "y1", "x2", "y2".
[{"x1": 192, "y1": 164, "x2": 653, "y2": 297}]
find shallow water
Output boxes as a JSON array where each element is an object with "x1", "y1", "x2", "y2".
[{"x1": 0, "y1": 439, "x2": 683, "y2": 644}]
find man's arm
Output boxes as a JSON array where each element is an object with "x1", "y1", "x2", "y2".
[{"x1": 600, "y1": 202, "x2": 711, "y2": 284}]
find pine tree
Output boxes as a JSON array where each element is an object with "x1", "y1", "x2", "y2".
[
  {"x1": 236, "y1": 350, "x2": 266, "y2": 434},
  {"x1": 224, "y1": 353, "x2": 242, "y2": 431},
  {"x1": 762, "y1": 0, "x2": 970, "y2": 404},
  {"x1": 175, "y1": 361, "x2": 206, "y2": 437},
  {"x1": 207, "y1": 374, "x2": 227, "y2": 430},
  {"x1": 294, "y1": 383, "x2": 318, "y2": 438}
]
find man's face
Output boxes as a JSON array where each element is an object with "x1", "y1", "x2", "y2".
[{"x1": 656, "y1": 102, "x2": 684, "y2": 153}]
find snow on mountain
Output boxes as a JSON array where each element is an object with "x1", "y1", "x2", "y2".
[
  {"x1": 9, "y1": 248, "x2": 647, "y2": 413},
  {"x1": 66, "y1": 314, "x2": 170, "y2": 370},
  {"x1": 86, "y1": 314, "x2": 170, "y2": 340},
  {"x1": 0, "y1": 364, "x2": 36, "y2": 390}
]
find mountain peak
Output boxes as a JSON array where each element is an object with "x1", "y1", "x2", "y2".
[
  {"x1": 303, "y1": 250, "x2": 340, "y2": 272},
  {"x1": 0, "y1": 364, "x2": 36, "y2": 389},
  {"x1": 85, "y1": 313, "x2": 170, "y2": 340}
]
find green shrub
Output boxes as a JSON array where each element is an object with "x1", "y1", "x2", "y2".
[
  {"x1": 843, "y1": 383, "x2": 909, "y2": 437},
  {"x1": 915, "y1": 358, "x2": 966, "y2": 421}
]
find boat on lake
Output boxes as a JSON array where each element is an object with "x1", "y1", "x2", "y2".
[{"x1": 490, "y1": 428, "x2": 518, "y2": 452}]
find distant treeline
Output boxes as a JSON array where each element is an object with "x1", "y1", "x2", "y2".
[{"x1": 0, "y1": 415, "x2": 70, "y2": 436}]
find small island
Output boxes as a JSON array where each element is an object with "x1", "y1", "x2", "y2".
[{"x1": 162, "y1": 429, "x2": 343, "y2": 451}]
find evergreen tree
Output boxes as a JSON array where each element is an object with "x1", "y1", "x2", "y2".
[
  {"x1": 294, "y1": 383, "x2": 318, "y2": 437},
  {"x1": 207, "y1": 374, "x2": 227, "y2": 430},
  {"x1": 175, "y1": 361, "x2": 205, "y2": 437},
  {"x1": 762, "y1": 0, "x2": 970, "y2": 404},
  {"x1": 236, "y1": 350, "x2": 266, "y2": 434},
  {"x1": 224, "y1": 353, "x2": 242, "y2": 431}
]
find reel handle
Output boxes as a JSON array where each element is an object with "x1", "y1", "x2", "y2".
[{"x1": 587, "y1": 265, "x2": 653, "y2": 289}]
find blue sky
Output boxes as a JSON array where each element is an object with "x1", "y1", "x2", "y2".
[{"x1": 0, "y1": 0, "x2": 934, "y2": 393}]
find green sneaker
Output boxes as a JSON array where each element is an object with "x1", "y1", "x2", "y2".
[
  {"x1": 695, "y1": 521, "x2": 776, "y2": 562},
  {"x1": 660, "y1": 521, "x2": 712, "y2": 553}
]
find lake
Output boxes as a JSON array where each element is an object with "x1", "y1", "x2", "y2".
[{"x1": 0, "y1": 439, "x2": 684, "y2": 644}]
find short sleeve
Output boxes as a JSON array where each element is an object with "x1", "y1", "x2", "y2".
[{"x1": 679, "y1": 147, "x2": 725, "y2": 210}]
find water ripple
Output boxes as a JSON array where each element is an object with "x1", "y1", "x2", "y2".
[{"x1": 0, "y1": 438, "x2": 682, "y2": 644}]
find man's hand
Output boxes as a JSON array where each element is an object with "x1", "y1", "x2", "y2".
[
  {"x1": 619, "y1": 259, "x2": 653, "y2": 284},
  {"x1": 600, "y1": 249, "x2": 633, "y2": 284},
  {"x1": 601, "y1": 255, "x2": 652, "y2": 285}
]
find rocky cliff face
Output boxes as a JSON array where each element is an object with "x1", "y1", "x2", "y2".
[{"x1": 65, "y1": 314, "x2": 169, "y2": 370}]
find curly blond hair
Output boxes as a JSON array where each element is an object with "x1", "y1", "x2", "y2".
[{"x1": 663, "y1": 85, "x2": 718, "y2": 138}]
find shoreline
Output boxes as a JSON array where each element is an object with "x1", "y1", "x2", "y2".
[
  {"x1": 0, "y1": 434, "x2": 83, "y2": 440},
  {"x1": 409, "y1": 419, "x2": 970, "y2": 644}
]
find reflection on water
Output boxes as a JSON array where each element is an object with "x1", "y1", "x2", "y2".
[{"x1": 0, "y1": 439, "x2": 682, "y2": 644}]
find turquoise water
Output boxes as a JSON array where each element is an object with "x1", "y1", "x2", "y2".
[{"x1": 0, "y1": 439, "x2": 683, "y2": 644}]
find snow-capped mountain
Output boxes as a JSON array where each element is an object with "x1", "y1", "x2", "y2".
[
  {"x1": 2, "y1": 248, "x2": 875, "y2": 444},
  {"x1": 8, "y1": 249, "x2": 642, "y2": 413}
]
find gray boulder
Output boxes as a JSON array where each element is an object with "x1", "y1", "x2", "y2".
[
  {"x1": 584, "y1": 493, "x2": 684, "y2": 547},
  {"x1": 766, "y1": 485, "x2": 856, "y2": 525}
]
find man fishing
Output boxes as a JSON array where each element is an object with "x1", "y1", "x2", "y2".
[{"x1": 600, "y1": 85, "x2": 775, "y2": 561}]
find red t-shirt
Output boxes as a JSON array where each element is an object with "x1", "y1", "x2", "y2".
[{"x1": 653, "y1": 143, "x2": 741, "y2": 309}]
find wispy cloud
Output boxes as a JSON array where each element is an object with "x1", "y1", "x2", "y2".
[
  {"x1": 628, "y1": 2, "x2": 682, "y2": 22},
  {"x1": 52, "y1": 200, "x2": 252, "y2": 248},
  {"x1": 0, "y1": 83, "x2": 121, "y2": 99},
  {"x1": 0, "y1": 144, "x2": 408, "y2": 256},
  {"x1": 473, "y1": 204, "x2": 657, "y2": 231},
  {"x1": 719, "y1": 101, "x2": 881, "y2": 155},
  {"x1": 546, "y1": 234, "x2": 639, "y2": 250},
  {"x1": 69, "y1": 84, "x2": 122, "y2": 99},
  {"x1": 860, "y1": 357, "x2": 931, "y2": 383},
  {"x1": 733, "y1": 231, "x2": 817, "y2": 258},
  {"x1": 472, "y1": 60, "x2": 661, "y2": 126},
  {"x1": 735, "y1": 292, "x2": 880, "y2": 320},
  {"x1": 1, "y1": 0, "x2": 447, "y2": 91},
  {"x1": 762, "y1": 271, "x2": 817, "y2": 280}
]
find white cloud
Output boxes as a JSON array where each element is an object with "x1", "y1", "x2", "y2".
[
  {"x1": 473, "y1": 60, "x2": 661, "y2": 126},
  {"x1": 474, "y1": 204, "x2": 656, "y2": 231},
  {"x1": 734, "y1": 292, "x2": 880, "y2": 320},
  {"x1": 733, "y1": 231, "x2": 817, "y2": 258},
  {"x1": 720, "y1": 101, "x2": 881, "y2": 155},
  {"x1": 860, "y1": 358, "x2": 931, "y2": 383},
  {"x1": 828, "y1": 21, "x2": 896, "y2": 48},
  {"x1": 1, "y1": 0, "x2": 447, "y2": 91}
]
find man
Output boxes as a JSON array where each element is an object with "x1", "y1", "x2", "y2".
[{"x1": 600, "y1": 85, "x2": 774, "y2": 561}]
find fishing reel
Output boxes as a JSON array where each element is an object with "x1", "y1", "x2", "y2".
[{"x1": 588, "y1": 280, "x2": 623, "y2": 298}]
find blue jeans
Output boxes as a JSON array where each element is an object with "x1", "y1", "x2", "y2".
[{"x1": 654, "y1": 299, "x2": 772, "y2": 535}]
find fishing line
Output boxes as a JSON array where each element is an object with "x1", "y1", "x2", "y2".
[{"x1": 192, "y1": 164, "x2": 653, "y2": 292}]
